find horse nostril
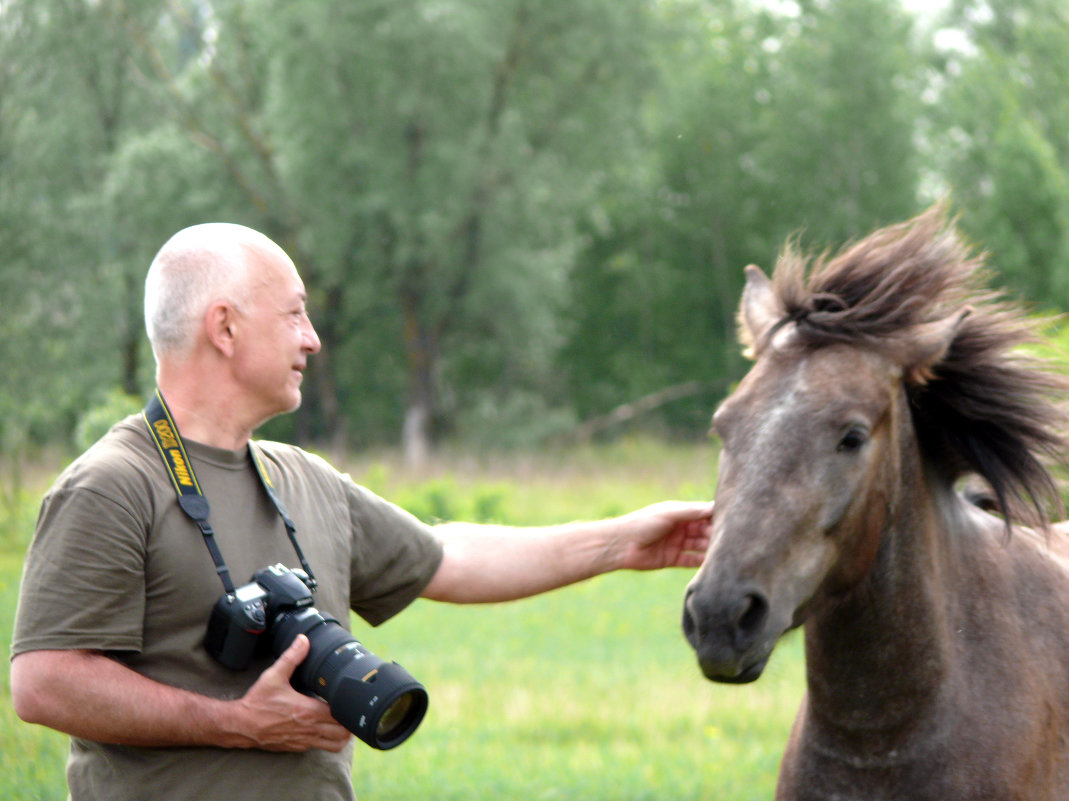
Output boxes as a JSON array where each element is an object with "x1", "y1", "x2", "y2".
[{"x1": 734, "y1": 592, "x2": 769, "y2": 649}]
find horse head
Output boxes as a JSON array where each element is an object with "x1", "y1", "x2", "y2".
[
  {"x1": 681, "y1": 209, "x2": 1069, "y2": 799},
  {"x1": 682, "y1": 259, "x2": 966, "y2": 684}
]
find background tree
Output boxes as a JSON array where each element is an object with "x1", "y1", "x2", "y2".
[
  {"x1": 0, "y1": 0, "x2": 161, "y2": 514},
  {"x1": 258, "y1": 0, "x2": 669, "y2": 462},
  {"x1": 1, "y1": 0, "x2": 1068, "y2": 469},
  {"x1": 561, "y1": 0, "x2": 923, "y2": 431},
  {"x1": 931, "y1": 0, "x2": 1069, "y2": 307}
]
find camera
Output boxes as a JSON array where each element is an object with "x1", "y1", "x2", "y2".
[{"x1": 204, "y1": 563, "x2": 428, "y2": 750}]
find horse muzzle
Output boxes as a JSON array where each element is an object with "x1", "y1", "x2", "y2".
[{"x1": 682, "y1": 582, "x2": 775, "y2": 683}]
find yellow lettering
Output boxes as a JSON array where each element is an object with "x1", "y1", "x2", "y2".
[
  {"x1": 169, "y1": 449, "x2": 194, "y2": 487},
  {"x1": 153, "y1": 420, "x2": 178, "y2": 450}
]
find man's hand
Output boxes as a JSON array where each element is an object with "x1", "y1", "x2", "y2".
[
  {"x1": 230, "y1": 635, "x2": 352, "y2": 753},
  {"x1": 612, "y1": 500, "x2": 714, "y2": 571}
]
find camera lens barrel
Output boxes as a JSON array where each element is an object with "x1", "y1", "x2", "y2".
[
  {"x1": 330, "y1": 662, "x2": 428, "y2": 749},
  {"x1": 272, "y1": 607, "x2": 428, "y2": 750}
]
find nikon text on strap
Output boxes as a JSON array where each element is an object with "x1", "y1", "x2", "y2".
[{"x1": 142, "y1": 388, "x2": 318, "y2": 596}]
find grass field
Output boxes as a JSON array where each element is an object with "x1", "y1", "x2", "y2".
[{"x1": 0, "y1": 438, "x2": 806, "y2": 800}]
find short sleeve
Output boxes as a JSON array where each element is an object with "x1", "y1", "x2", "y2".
[
  {"x1": 344, "y1": 481, "x2": 443, "y2": 626},
  {"x1": 12, "y1": 487, "x2": 148, "y2": 656}
]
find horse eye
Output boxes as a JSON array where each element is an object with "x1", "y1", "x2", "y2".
[{"x1": 836, "y1": 427, "x2": 868, "y2": 453}]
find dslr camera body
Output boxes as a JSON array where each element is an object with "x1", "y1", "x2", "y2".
[{"x1": 205, "y1": 563, "x2": 427, "y2": 750}]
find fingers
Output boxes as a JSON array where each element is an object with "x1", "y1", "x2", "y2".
[
  {"x1": 681, "y1": 500, "x2": 715, "y2": 521},
  {"x1": 639, "y1": 501, "x2": 715, "y2": 540},
  {"x1": 669, "y1": 518, "x2": 712, "y2": 567},
  {"x1": 655, "y1": 501, "x2": 714, "y2": 549},
  {"x1": 269, "y1": 634, "x2": 310, "y2": 682},
  {"x1": 234, "y1": 635, "x2": 352, "y2": 753}
]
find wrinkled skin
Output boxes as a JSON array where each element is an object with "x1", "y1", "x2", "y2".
[{"x1": 682, "y1": 269, "x2": 1069, "y2": 800}]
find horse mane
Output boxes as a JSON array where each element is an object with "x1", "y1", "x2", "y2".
[{"x1": 766, "y1": 205, "x2": 1069, "y2": 528}]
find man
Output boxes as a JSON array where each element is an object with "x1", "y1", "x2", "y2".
[{"x1": 10, "y1": 223, "x2": 713, "y2": 801}]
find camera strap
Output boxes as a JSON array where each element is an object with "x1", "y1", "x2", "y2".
[{"x1": 142, "y1": 388, "x2": 318, "y2": 596}]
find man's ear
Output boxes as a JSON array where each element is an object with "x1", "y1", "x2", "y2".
[{"x1": 204, "y1": 302, "x2": 238, "y2": 357}]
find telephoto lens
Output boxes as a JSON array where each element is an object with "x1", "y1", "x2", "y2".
[{"x1": 273, "y1": 607, "x2": 428, "y2": 750}]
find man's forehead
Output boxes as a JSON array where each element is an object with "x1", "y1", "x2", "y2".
[{"x1": 249, "y1": 254, "x2": 305, "y2": 300}]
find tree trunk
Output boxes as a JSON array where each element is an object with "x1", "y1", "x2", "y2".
[
  {"x1": 120, "y1": 269, "x2": 141, "y2": 396},
  {"x1": 402, "y1": 402, "x2": 431, "y2": 473},
  {"x1": 400, "y1": 290, "x2": 435, "y2": 472},
  {"x1": 307, "y1": 349, "x2": 346, "y2": 454}
]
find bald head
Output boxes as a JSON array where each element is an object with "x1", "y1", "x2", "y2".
[{"x1": 144, "y1": 223, "x2": 293, "y2": 359}]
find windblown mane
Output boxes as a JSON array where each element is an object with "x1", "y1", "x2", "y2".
[{"x1": 767, "y1": 206, "x2": 1069, "y2": 528}]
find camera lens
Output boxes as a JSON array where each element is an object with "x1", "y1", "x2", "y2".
[
  {"x1": 377, "y1": 692, "x2": 414, "y2": 739},
  {"x1": 324, "y1": 657, "x2": 428, "y2": 750},
  {"x1": 272, "y1": 607, "x2": 428, "y2": 750}
]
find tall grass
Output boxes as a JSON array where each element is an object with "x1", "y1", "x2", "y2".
[{"x1": 0, "y1": 438, "x2": 805, "y2": 800}]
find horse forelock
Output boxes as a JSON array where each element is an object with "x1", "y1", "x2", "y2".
[
  {"x1": 770, "y1": 208, "x2": 979, "y2": 345},
  {"x1": 761, "y1": 205, "x2": 1069, "y2": 529}
]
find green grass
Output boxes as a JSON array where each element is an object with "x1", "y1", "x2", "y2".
[
  {"x1": 1, "y1": 553, "x2": 70, "y2": 801},
  {"x1": 360, "y1": 571, "x2": 804, "y2": 801},
  {"x1": 0, "y1": 438, "x2": 805, "y2": 800}
]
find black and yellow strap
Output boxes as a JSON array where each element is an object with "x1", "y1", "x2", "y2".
[{"x1": 143, "y1": 388, "x2": 317, "y2": 596}]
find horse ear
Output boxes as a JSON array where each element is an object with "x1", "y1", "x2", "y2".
[
  {"x1": 901, "y1": 307, "x2": 972, "y2": 385},
  {"x1": 739, "y1": 265, "x2": 784, "y2": 357}
]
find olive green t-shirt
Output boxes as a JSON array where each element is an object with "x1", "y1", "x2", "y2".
[{"x1": 11, "y1": 414, "x2": 444, "y2": 801}]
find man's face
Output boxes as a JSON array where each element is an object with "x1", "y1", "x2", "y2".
[{"x1": 231, "y1": 248, "x2": 321, "y2": 422}]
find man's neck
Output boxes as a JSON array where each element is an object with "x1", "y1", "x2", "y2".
[
  {"x1": 166, "y1": 402, "x2": 253, "y2": 451},
  {"x1": 156, "y1": 372, "x2": 256, "y2": 451}
]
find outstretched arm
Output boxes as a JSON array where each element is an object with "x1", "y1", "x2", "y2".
[
  {"x1": 10, "y1": 635, "x2": 351, "y2": 752},
  {"x1": 421, "y1": 500, "x2": 713, "y2": 604}
]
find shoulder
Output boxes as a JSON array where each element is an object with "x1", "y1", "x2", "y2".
[
  {"x1": 33, "y1": 414, "x2": 166, "y2": 549},
  {"x1": 49, "y1": 414, "x2": 163, "y2": 503},
  {"x1": 249, "y1": 441, "x2": 429, "y2": 531},
  {"x1": 251, "y1": 439, "x2": 343, "y2": 482},
  {"x1": 249, "y1": 440, "x2": 356, "y2": 509}
]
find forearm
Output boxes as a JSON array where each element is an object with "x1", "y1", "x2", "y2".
[
  {"x1": 421, "y1": 501, "x2": 713, "y2": 604},
  {"x1": 9, "y1": 640, "x2": 351, "y2": 752},
  {"x1": 422, "y1": 519, "x2": 621, "y2": 604},
  {"x1": 10, "y1": 649, "x2": 250, "y2": 748}
]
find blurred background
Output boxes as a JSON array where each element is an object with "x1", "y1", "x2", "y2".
[{"x1": 3, "y1": 0, "x2": 1068, "y2": 474}]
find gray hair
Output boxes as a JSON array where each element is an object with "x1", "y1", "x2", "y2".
[{"x1": 144, "y1": 223, "x2": 278, "y2": 357}]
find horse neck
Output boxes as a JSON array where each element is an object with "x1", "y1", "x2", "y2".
[{"x1": 803, "y1": 446, "x2": 962, "y2": 739}]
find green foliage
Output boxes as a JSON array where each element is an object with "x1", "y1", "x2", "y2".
[
  {"x1": 348, "y1": 435, "x2": 718, "y2": 526},
  {"x1": 0, "y1": 477, "x2": 40, "y2": 553},
  {"x1": 931, "y1": 0, "x2": 1069, "y2": 307},
  {"x1": 255, "y1": 0, "x2": 669, "y2": 451},
  {"x1": 3, "y1": 0, "x2": 1069, "y2": 462},
  {"x1": 561, "y1": 0, "x2": 923, "y2": 429},
  {"x1": 73, "y1": 389, "x2": 145, "y2": 453}
]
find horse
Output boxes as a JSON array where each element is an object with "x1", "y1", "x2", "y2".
[{"x1": 681, "y1": 208, "x2": 1069, "y2": 800}]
